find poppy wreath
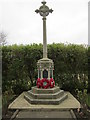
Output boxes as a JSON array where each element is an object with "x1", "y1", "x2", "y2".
[
  {"x1": 41, "y1": 78, "x2": 50, "y2": 89},
  {"x1": 49, "y1": 78, "x2": 55, "y2": 88},
  {"x1": 37, "y1": 78, "x2": 42, "y2": 88}
]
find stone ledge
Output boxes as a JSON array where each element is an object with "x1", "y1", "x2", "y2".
[
  {"x1": 24, "y1": 86, "x2": 68, "y2": 104},
  {"x1": 27, "y1": 90, "x2": 64, "y2": 99},
  {"x1": 8, "y1": 92, "x2": 81, "y2": 110},
  {"x1": 15, "y1": 110, "x2": 77, "y2": 119},
  {"x1": 32, "y1": 86, "x2": 60, "y2": 94},
  {"x1": 24, "y1": 92, "x2": 68, "y2": 105}
]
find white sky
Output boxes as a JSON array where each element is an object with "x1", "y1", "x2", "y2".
[{"x1": 0, "y1": 0, "x2": 89, "y2": 45}]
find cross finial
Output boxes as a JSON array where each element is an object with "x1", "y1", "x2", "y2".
[
  {"x1": 41, "y1": 0, "x2": 46, "y2": 5},
  {"x1": 35, "y1": 1, "x2": 53, "y2": 17}
]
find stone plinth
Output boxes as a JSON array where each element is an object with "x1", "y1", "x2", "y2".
[{"x1": 24, "y1": 86, "x2": 68, "y2": 105}]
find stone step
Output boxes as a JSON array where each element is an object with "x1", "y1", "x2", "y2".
[
  {"x1": 31, "y1": 86, "x2": 60, "y2": 94},
  {"x1": 27, "y1": 90, "x2": 64, "y2": 99},
  {"x1": 24, "y1": 92, "x2": 68, "y2": 105}
]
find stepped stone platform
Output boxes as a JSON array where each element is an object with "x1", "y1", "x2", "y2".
[
  {"x1": 24, "y1": 86, "x2": 68, "y2": 105},
  {"x1": 8, "y1": 91, "x2": 80, "y2": 110}
]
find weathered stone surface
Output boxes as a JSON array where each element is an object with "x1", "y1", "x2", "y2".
[
  {"x1": 27, "y1": 90, "x2": 64, "y2": 99},
  {"x1": 24, "y1": 92, "x2": 68, "y2": 105},
  {"x1": 31, "y1": 86, "x2": 60, "y2": 94},
  {"x1": 8, "y1": 92, "x2": 80, "y2": 109},
  {"x1": 24, "y1": 86, "x2": 68, "y2": 105},
  {"x1": 15, "y1": 110, "x2": 76, "y2": 119},
  {"x1": 37, "y1": 58, "x2": 54, "y2": 79}
]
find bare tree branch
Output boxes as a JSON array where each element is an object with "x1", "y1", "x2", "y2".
[{"x1": 0, "y1": 32, "x2": 7, "y2": 46}]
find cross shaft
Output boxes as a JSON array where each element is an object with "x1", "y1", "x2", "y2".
[{"x1": 35, "y1": 1, "x2": 53, "y2": 58}]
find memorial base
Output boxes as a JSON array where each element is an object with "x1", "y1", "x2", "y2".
[
  {"x1": 24, "y1": 86, "x2": 68, "y2": 105},
  {"x1": 8, "y1": 90, "x2": 80, "y2": 110}
]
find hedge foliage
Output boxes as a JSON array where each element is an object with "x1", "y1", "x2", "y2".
[{"x1": 2, "y1": 43, "x2": 89, "y2": 94}]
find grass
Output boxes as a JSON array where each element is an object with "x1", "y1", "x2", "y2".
[
  {"x1": 2, "y1": 94, "x2": 16, "y2": 107},
  {"x1": 86, "y1": 94, "x2": 90, "y2": 107}
]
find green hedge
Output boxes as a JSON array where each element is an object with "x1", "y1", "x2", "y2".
[
  {"x1": 2, "y1": 43, "x2": 88, "y2": 94},
  {"x1": 88, "y1": 47, "x2": 90, "y2": 93}
]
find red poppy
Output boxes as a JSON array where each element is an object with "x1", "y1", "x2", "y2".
[
  {"x1": 41, "y1": 78, "x2": 50, "y2": 89},
  {"x1": 49, "y1": 78, "x2": 55, "y2": 88},
  {"x1": 37, "y1": 78, "x2": 55, "y2": 88},
  {"x1": 37, "y1": 78, "x2": 42, "y2": 88}
]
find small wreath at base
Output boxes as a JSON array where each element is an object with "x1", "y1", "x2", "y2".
[
  {"x1": 41, "y1": 78, "x2": 50, "y2": 89},
  {"x1": 37, "y1": 78, "x2": 42, "y2": 88},
  {"x1": 50, "y1": 78, "x2": 55, "y2": 88}
]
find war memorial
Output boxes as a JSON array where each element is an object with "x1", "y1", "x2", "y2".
[{"x1": 8, "y1": 1, "x2": 80, "y2": 119}]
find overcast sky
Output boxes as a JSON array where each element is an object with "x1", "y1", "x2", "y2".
[{"x1": 0, "y1": 0, "x2": 89, "y2": 45}]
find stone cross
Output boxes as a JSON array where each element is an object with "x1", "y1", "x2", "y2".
[{"x1": 35, "y1": 0, "x2": 53, "y2": 58}]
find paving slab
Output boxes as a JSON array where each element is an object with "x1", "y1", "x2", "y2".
[
  {"x1": 15, "y1": 110, "x2": 75, "y2": 119},
  {"x1": 8, "y1": 92, "x2": 80, "y2": 110}
]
